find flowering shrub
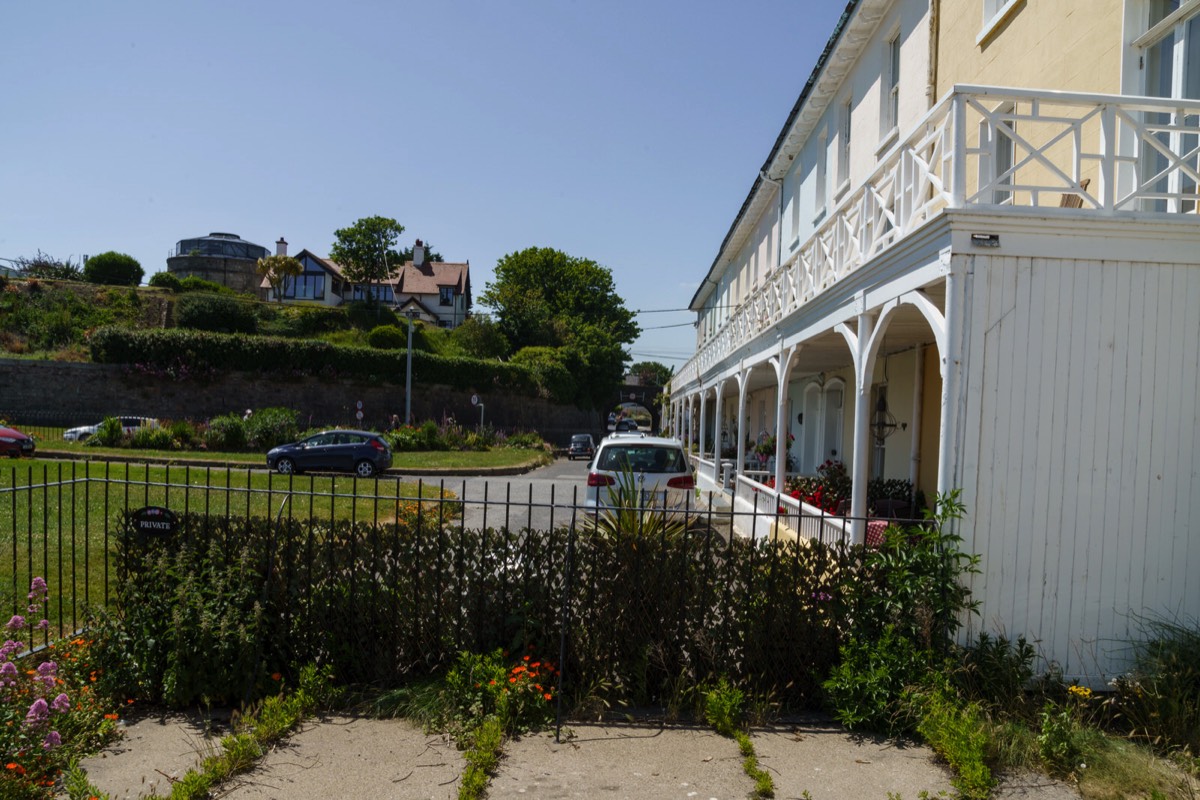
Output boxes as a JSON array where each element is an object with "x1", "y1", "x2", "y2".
[
  {"x1": 784, "y1": 460, "x2": 851, "y2": 514},
  {"x1": 441, "y1": 648, "x2": 558, "y2": 738},
  {"x1": 0, "y1": 578, "x2": 120, "y2": 798}
]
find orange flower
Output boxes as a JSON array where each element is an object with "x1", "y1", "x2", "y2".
[
  {"x1": 509, "y1": 677, "x2": 517, "y2": 683},
  {"x1": 271, "y1": 673, "x2": 282, "y2": 681},
  {"x1": 543, "y1": 693, "x2": 552, "y2": 701},
  {"x1": 523, "y1": 655, "x2": 530, "y2": 661},
  {"x1": 488, "y1": 679, "x2": 496, "y2": 686},
  {"x1": 104, "y1": 713, "x2": 119, "y2": 720}
]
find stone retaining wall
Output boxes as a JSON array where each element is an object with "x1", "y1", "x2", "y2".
[{"x1": 0, "y1": 360, "x2": 601, "y2": 444}]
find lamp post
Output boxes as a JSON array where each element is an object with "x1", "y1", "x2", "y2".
[{"x1": 404, "y1": 308, "x2": 417, "y2": 425}]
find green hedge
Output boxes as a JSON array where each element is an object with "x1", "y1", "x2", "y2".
[
  {"x1": 176, "y1": 293, "x2": 259, "y2": 334},
  {"x1": 88, "y1": 326, "x2": 539, "y2": 394}
]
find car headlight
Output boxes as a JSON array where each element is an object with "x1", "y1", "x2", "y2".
[{"x1": 0, "y1": 437, "x2": 16, "y2": 443}]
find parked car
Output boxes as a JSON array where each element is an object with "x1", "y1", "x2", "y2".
[
  {"x1": 0, "y1": 425, "x2": 36, "y2": 458},
  {"x1": 267, "y1": 430, "x2": 392, "y2": 477},
  {"x1": 567, "y1": 433, "x2": 596, "y2": 461},
  {"x1": 613, "y1": 418, "x2": 641, "y2": 432},
  {"x1": 63, "y1": 416, "x2": 159, "y2": 442},
  {"x1": 585, "y1": 434, "x2": 693, "y2": 508}
]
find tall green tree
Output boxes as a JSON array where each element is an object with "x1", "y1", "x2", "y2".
[
  {"x1": 480, "y1": 247, "x2": 639, "y2": 408},
  {"x1": 629, "y1": 360, "x2": 673, "y2": 387},
  {"x1": 329, "y1": 216, "x2": 405, "y2": 301},
  {"x1": 83, "y1": 251, "x2": 143, "y2": 286},
  {"x1": 256, "y1": 254, "x2": 303, "y2": 303}
]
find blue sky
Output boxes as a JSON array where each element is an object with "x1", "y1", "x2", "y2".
[{"x1": 1, "y1": 1, "x2": 846, "y2": 368}]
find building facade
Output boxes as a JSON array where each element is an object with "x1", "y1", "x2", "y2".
[
  {"x1": 669, "y1": 0, "x2": 1200, "y2": 682},
  {"x1": 264, "y1": 240, "x2": 472, "y2": 328}
]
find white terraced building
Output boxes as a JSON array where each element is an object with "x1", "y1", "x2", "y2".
[{"x1": 668, "y1": 0, "x2": 1200, "y2": 682}]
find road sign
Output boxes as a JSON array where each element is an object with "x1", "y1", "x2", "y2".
[
  {"x1": 471, "y1": 394, "x2": 480, "y2": 406},
  {"x1": 355, "y1": 410, "x2": 364, "y2": 421},
  {"x1": 356, "y1": 400, "x2": 363, "y2": 410}
]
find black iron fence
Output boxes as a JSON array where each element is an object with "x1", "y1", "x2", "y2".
[{"x1": 1, "y1": 462, "x2": 898, "y2": 710}]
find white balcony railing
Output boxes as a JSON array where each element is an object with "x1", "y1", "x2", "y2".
[{"x1": 673, "y1": 85, "x2": 1200, "y2": 392}]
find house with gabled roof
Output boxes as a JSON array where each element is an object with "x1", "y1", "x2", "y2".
[{"x1": 263, "y1": 239, "x2": 472, "y2": 328}]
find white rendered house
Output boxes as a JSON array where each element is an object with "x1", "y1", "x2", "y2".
[{"x1": 669, "y1": 0, "x2": 1200, "y2": 683}]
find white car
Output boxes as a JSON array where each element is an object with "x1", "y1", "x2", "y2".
[
  {"x1": 63, "y1": 416, "x2": 159, "y2": 442},
  {"x1": 585, "y1": 433, "x2": 694, "y2": 508}
]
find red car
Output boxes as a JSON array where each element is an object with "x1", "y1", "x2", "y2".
[{"x1": 0, "y1": 425, "x2": 35, "y2": 458}]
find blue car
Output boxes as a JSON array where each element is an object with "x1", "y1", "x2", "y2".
[{"x1": 267, "y1": 430, "x2": 392, "y2": 477}]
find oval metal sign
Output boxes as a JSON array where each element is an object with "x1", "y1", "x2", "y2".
[{"x1": 131, "y1": 506, "x2": 178, "y2": 537}]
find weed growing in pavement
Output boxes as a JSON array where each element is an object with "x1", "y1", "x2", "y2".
[{"x1": 702, "y1": 678, "x2": 775, "y2": 799}]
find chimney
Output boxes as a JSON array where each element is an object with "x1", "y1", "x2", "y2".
[
  {"x1": 413, "y1": 239, "x2": 425, "y2": 267},
  {"x1": 276, "y1": 237, "x2": 288, "y2": 257}
]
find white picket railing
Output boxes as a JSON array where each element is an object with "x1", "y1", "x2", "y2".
[{"x1": 673, "y1": 85, "x2": 1200, "y2": 392}]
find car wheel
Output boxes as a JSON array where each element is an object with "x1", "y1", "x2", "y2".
[
  {"x1": 276, "y1": 457, "x2": 296, "y2": 475},
  {"x1": 355, "y1": 459, "x2": 376, "y2": 478}
]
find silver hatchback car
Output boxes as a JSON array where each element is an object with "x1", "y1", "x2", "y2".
[{"x1": 585, "y1": 434, "x2": 694, "y2": 508}]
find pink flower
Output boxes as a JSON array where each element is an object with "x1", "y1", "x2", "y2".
[
  {"x1": 5, "y1": 615, "x2": 25, "y2": 632},
  {"x1": 51, "y1": 693, "x2": 70, "y2": 713},
  {"x1": 41, "y1": 730, "x2": 61, "y2": 750},
  {"x1": 25, "y1": 698, "x2": 49, "y2": 728}
]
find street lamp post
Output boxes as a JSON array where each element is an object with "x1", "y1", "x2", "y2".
[{"x1": 404, "y1": 309, "x2": 417, "y2": 425}]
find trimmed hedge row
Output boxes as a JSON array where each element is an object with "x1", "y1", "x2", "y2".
[{"x1": 88, "y1": 325, "x2": 541, "y2": 395}]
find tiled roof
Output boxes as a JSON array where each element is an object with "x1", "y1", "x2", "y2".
[
  {"x1": 261, "y1": 250, "x2": 469, "y2": 297},
  {"x1": 396, "y1": 261, "x2": 469, "y2": 295}
]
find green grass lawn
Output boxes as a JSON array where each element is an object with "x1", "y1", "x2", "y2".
[
  {"x1": 34, "y1": 443, "x2": 549, "y2": 471},
  {"x1": 0, "y1": 457, "x2": 460, "y2": 639}
]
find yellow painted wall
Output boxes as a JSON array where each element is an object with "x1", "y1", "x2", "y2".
[{"x1": 936, "y1": 0, "x2": 1124, "y2": 95}]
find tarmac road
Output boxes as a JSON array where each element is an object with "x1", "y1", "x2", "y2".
[{"x1": 410, "y1": 456, "x2": 595, "y2": 532}]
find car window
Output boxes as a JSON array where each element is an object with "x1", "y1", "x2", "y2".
[
  {"x1": 307, "y1": 433, "x2": 335, "y2": 446},
  {"x1": 572, "y1": 435, "x2": 591, "y2": 444},
  {"x1": 598, "y1": 445, "x2": 685, "y2": 473},
  {"x1": 336, "y1": 433, "x2": 365, "y2": 445}
]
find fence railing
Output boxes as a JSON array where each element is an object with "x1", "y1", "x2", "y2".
[
  {"x1": 674, "y1": 85, "x2": 1200, "y2": 390},
  {"x1": 1, "y1": 463, "x2": 899, "y2": 708}
]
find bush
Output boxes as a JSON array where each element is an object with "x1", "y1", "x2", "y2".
[
  {"x1": 204, "y1": 414, "x2": 247, "y2": 451},
  {"x1": 178, "y1": 276, "x2": 232, "y2": 294},
  {"x1": 88, "y1": 327, "x2": 541, "y2": 396},
  {"x1": 367, "y1": 324, "x2": 407, "y2": 349},
  {"x1": 167, "y1": 419, "x2": 201, "y2": 449},
  {"x1": 176, "y1": 293, "x2": 258, "y2": 334},
  {"x1": 84, "y1": 251, "x2": 143, "y2": 286},
  {"x1": 346, "y1": 301, "x2": 399, "y2": 330},
  {"x1": 86, "y1": 416, "x2": 126, "y2": 448},
  {"x1": 244, "y1": 407, "x2": 299, "y2": 450},
  {"x1": 823, "y1": 624, "x2": 929, "y2": 734},
  {"x1": 148, "y1": 271, "x2": 183, "y2": 291},
  {"x1": 256, "y1": 305, "x2": 350, "y2": 338},
  {"x1": 1106, "y1": 614, "x2": 1200, "y2": 756},
  {"x1": 129, "y1": 426, "x2": 176, "y2": 450}
]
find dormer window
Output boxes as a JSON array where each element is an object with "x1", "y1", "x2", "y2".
[{"x1": 439, "y1": 286, "x2": 454, "y2": 306}]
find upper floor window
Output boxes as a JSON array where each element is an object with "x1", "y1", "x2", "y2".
[
  {"x1": 837, "y1": 99, "x2": 853, "y2": 191},
  {"x1": 979, "y1": 0, "x2": 1023, "y2": 44},
  {"x1": 1140, "y1": 1, "x2": 1200, "y2": 100},
  {"x1": 351, "y1": 284, "x2": 394, "y2": 303},
  {"x1": 815, "y1": 131, "x2": 828, "y2": 219},
  {"x1": 884, "y1": 33, "x2": 901, "y2": 135},
  {"x1": 439, "y1": 286, "x2": 454, "y2": 306}
]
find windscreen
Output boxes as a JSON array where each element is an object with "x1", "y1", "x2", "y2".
[{"x1": 597, "y1": 445, "x2": 685, "y2": 473}]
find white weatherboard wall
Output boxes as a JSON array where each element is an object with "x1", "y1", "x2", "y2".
[{"x1": 957, "y1": 252, "x2": 1200, "y2": 682}]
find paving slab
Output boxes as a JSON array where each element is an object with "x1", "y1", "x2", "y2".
[
  {"x1": 75, "y1": 708, "x2": 225, "y2": 800},
  {"x1": 221, "y1": 715, "x2": 463, "y2": 800},
  {"x1": 489, "y1": 721, "x2": 749, "y2": 800}
]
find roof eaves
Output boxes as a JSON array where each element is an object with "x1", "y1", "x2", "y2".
[{"x1": 688, "y1": 0, "x2": 860, "y2": 311}]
